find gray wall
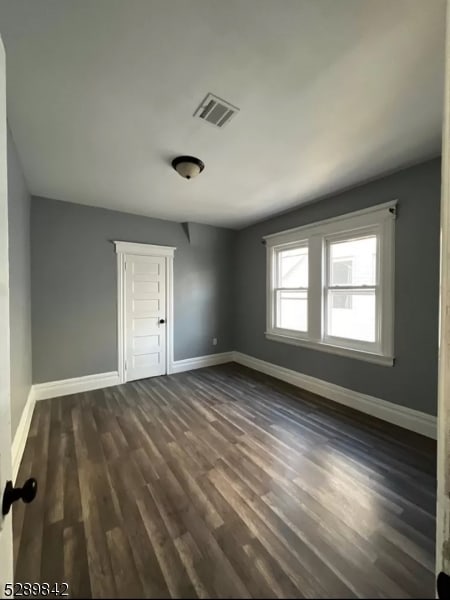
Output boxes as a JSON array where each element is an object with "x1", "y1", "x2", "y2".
[
  {"x1": 8, "y1": 128, "x2": 32, "y2": 437},
  {"x1": 31, "y1": 197, "x2": 235, "y2": 383},
  {"x1": 235, "y1": 158, "x2": 441, "y2": 416},
  {"x1": 30, "y1": 159, "x2": 441, "y2": 416}
]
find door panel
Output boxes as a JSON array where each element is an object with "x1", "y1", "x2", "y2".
[
  {"x1": 125, "y1": 255, "x2": 166, "y2": 381},
  {"x1": 0, "y1": 35, "x2": 14, "y2": 590}
]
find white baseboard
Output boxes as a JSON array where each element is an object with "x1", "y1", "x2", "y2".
[
  {"x1": 12, "y1": 388, "x2": 36, "y2": 483},
  {"x1": 171, "y1": 351, "x2": 234, "y2": 374},
  {"x1": 28, "y1": 353, "x2": 436, "y2": 440},
  {"x1": 232, "y1": 352, "x2": 437, "y2": 439},
  {"x1": 31, "y1": 353, "x2": 234, "y2": 401},
  {"x1": 32, "y1": 371, "x2": 120, "y2": 402}
]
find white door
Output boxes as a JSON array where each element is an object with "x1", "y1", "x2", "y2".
[
  {"x1": 125, "y1": 254, "x2": 167, "y2": 381},
  {"x1": 0, "y1": 37, "x2": 14, "y2": 591}
]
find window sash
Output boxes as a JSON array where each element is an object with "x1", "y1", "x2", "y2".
[
  {"x1": 273, "y1": 287, "x2": 308, "y2": 334},
  {"x1": 323, "y1": 230, "x2": 380, "y2": 350},
  {"x1": 324, "y1": 286, "x2": 379, "y2": 350},
  {"x1": 326, "y1": 285, "x2": 376, "y2": 290},
  {"x1": 274, "y1": 287, "x2": 309, "y2": 292},
  {"x1": 325, "y1": 230, "x2": 379, "y2": 281},
  {"x1": 272, "y1": 241, "x2": 309, "y2": 334},
  {"x1": 275, "y1": 243, "x2": 308, "y2": 289}
]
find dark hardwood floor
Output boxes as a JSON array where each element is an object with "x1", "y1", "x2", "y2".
[{"x1": 14, "y1": 363, "x2": 436, "y2": 598}]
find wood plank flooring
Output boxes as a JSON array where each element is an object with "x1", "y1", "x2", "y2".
[{"x1": 14, "y1": 363, "x2": 436, "y2": 598}]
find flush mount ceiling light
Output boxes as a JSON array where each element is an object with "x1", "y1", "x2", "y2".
[{"x1": 171, "y1": 155, "x2": 205, "y2": 180}]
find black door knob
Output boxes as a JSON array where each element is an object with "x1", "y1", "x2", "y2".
[
  {"x1": 437, "y1": 572, "x2": 450, "y2": 599},
  {"x1": 159, "y1": 318, "x2": 166, "y2": 324},
  {"x1": 2, "y1": 478, "x2": 37, "y2": 516}
]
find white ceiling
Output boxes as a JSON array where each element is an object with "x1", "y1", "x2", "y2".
[{"x1": 0, "y1": 0, "x2": 445, "y2": 229}]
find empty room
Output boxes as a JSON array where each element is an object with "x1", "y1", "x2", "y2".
[{"x1": 1, "y1": 0, "x2": 450, "y2": 598}]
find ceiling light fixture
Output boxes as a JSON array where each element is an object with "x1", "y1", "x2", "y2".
[{"x1": 172, "y1": 155, "x2": 205, "y2": 180}]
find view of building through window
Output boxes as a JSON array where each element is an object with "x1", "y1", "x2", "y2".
[
  {"x1": 327, "y1": 236, "x2": 377, "y2": 342},
  {"x1": 331, "y1": 259, "x2": 353, "y2": 309},
  {"x1": 274, "y1": 237, "x2": 377, "y2": 341}
]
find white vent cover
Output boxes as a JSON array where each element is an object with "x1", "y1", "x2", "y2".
[{"x1": 194, "y1": 93, "x2": 239, "y2": 128}]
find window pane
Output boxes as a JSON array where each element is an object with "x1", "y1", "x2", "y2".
[
  {"x1": 329, "y1": 236, "x2": 376, "y2": 286},
  {"x1": 332, "y1": 293, "x2": 352, "y2": 309},
  {"x1": 277, "y1": 290, "x2": 307, "y2": 332},
  {"x1": 328, "y1": 290, "x2": 375, "y2": 342},
  {"x1": 278, "y1": 246, "x2": 308, "y2": 288}
]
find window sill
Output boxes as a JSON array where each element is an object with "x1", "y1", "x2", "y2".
[{"x1": 265, "y1": 332, "x2": 394, "y2": 366}]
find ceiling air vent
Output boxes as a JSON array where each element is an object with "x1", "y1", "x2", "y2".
[{"x1": 194, "y1": 93, "x2": 239, "y2": 128}]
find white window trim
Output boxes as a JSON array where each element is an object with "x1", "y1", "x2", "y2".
[
  {"x1": 264, "y1": 201, "x2": 396, "y2": 366},
  {"x1": 271, "y1": 241, "x2": 309, "y2": 336},
  {"x1": 114, "y1": 241, "x2": 175, "y2": 257},
  {"x1": 114, "y1": 241, "x2": 176, "y2": 382}
]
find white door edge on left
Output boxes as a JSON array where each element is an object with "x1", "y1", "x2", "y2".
[
  {"x1": 0, "y1": 34, "x2": 14, "y2": 592},
  {"x1": 114, "y1": 242, "x2": 175, "y2": 383}
]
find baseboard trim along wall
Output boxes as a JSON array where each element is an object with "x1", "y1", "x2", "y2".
[
  {"x1": 32, "y1": 371, "x2": 121, "y2": 402},
  {"x1": 29, "y1": 353, "x2": 235, "y2": 401},
  {"x1": 13, "y1": 372, "x2": 120, "y2": 480},
  {"x1": 30, "y1": 353, "x2": 234, "y2": 403},
  {"x1": 170, "y1": 351, "x2": 234, "y2": 374},
  {"x1": 232, "y1": 351, "x2": 437, "y2": 439},
  {"x1": 24, "y1": 352, "x2": 436, "y2": 440},
  {"x1": 12, "y1": 388, "x2": 36, "y2": 483}
]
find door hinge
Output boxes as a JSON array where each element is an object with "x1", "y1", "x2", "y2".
[
  {"x1": 124, "y1": 261, "x2": 127, "y2": 271},
  {"x1": 124, "y1": 360, "x2": 127, "y2": 371}
]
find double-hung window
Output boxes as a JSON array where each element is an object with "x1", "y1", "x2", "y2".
[
  {"x1": 273, "y1": 244, "x2": 308, "y2": 334},
  {"x1": 265, "y1": 202, "x2": 395, "y2": 365}
]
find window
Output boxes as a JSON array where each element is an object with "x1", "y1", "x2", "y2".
[
  {"x1": 274, "y1": 245, "x2": 308, "y2": 332},
  {"x1": 265, "y1": 202, "x2": 395, "y2": 365},
  {"x1": 326, "y1": 236, "x2": 376, "y2": 342}
]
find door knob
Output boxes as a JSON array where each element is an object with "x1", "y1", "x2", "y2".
[
  {"x1": 159, "y1": 318, "x2": 166, "y2": 324},
  {"x1": 437, "y1": 572, "x2": 450, "y2": 599},
  {"x1": 2, "y1": 478, "x2": 37, "y2": 516}
]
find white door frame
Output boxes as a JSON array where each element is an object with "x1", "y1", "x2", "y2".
[
  {"x1": 0, "y1": 34, "x2": 13, "y2": 591},
  {"x1": 437, "y1": 0, "x2": 450, "y2": 581},
  {"x1": 114, "y1": 241, "x2": 176, "y2": 383}
]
